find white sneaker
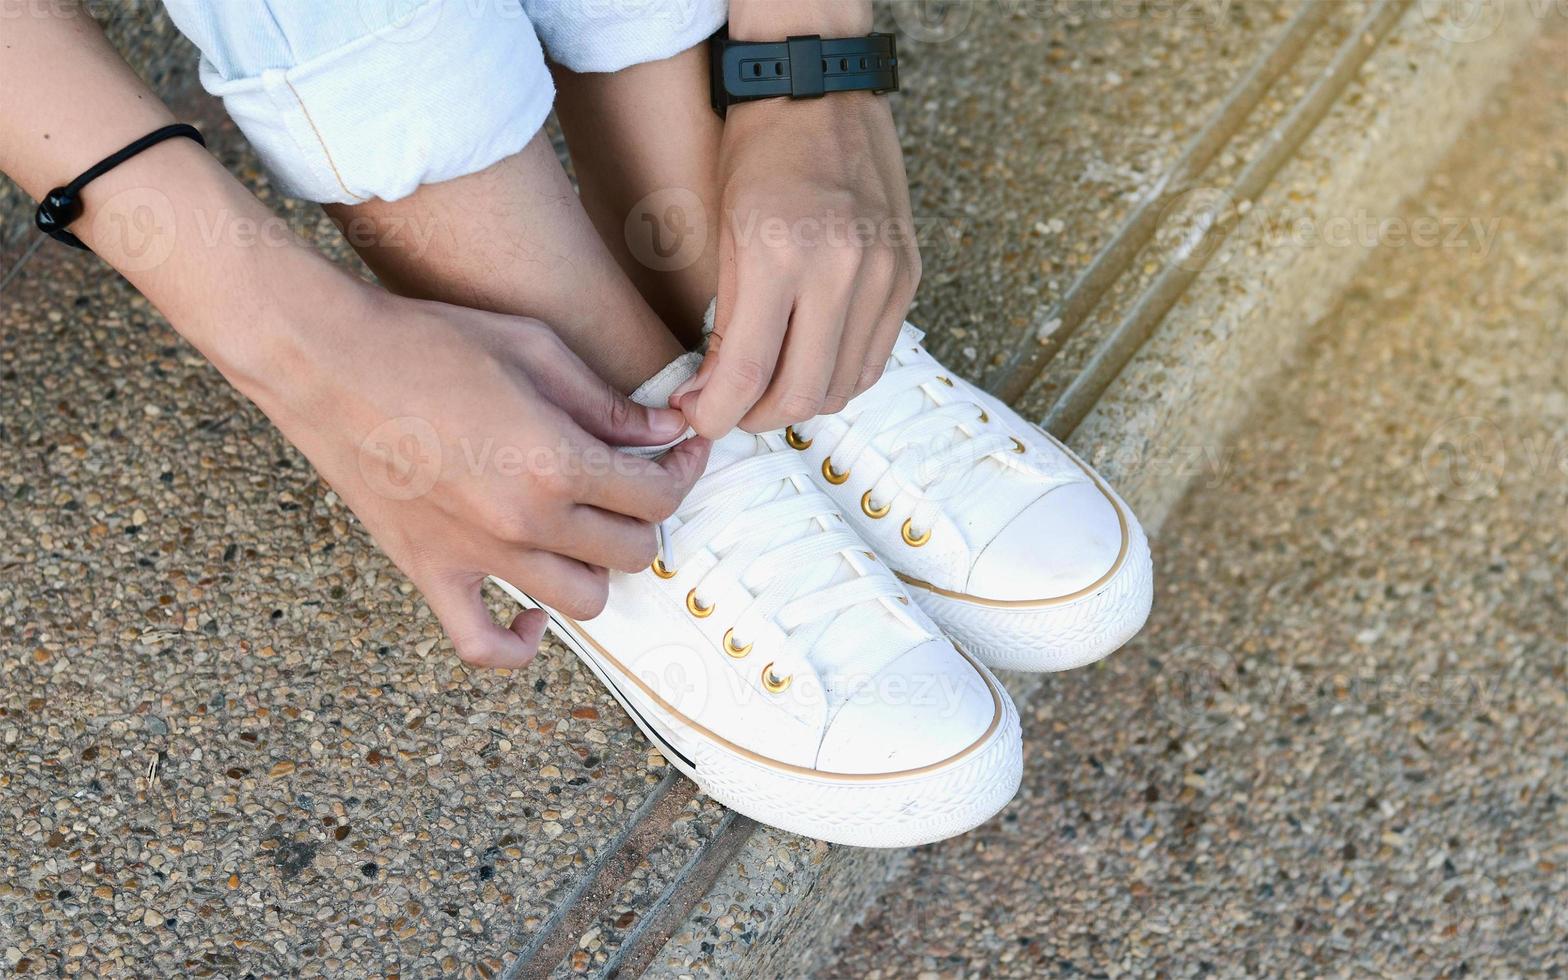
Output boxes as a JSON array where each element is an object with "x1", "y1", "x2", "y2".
[
  {"x1": 783, "y1": 325, "x2": 1154, "y2": 672},
  {"x1": 497, "y1": 358, "x2": 1021, "y2": 848}
]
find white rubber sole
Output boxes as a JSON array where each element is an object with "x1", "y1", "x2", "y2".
[{"x1": 496, "y1": 583, "x2": 1022, "y2": 848}]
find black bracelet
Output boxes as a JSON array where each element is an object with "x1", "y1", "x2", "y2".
[{"x1": 34, "y1": 123, "x2": 206, "y2": 251}]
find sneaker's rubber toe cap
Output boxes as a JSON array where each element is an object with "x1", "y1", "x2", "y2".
[
  {"x1": 815, "y1": 640, "x2": 1003, "y2": 775},
  {"x1": 967, "y1": 480, "x2": 1125, "y2": 602}
]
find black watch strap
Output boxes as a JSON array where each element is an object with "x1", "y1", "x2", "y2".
[{"x1": 710, "y1": 30, "x2": 898, "y2": 116}]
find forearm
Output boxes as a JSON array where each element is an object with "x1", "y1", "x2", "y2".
[
  {"x1": 0, "y1": 0, "x2": 353, "y2": 400},
  {"x1": 727, "y1": 0, "x2": 873, "y2": 39}
]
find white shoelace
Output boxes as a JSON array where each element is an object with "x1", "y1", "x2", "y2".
[
  {"x1": 655, "y1": 437, "x2": 914, "y2": 690},
  {"x1": 791, "y1": 329, "x2": 1070, "y2": 535}
]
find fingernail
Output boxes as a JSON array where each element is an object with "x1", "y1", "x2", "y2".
[
  {"x1": 670, "y1": 376, "x2": 703, "y2": 401},
  {"x1": 648, "y1": 407, "x2": 687, "y2": 435}
]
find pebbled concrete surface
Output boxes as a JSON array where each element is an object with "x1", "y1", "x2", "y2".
[
  {"x1": 2, "y1": 2, "x2": 1557, "y2": 977},
  {"x1": 894, "y1": 0, "x2": 1360, "y2": 383},
  {"x1": 1, "y1": 2, "x2": 1312, "y2": 976},
  {"x1": 827, "y1": 23, "x2": 1568, "y2": 979},
  {"x1": 0, "y1": 233, "x2": 733, "y2": 980},
  {"x1": 0, "y1": 4, "x2": 737, "y2": 978}
]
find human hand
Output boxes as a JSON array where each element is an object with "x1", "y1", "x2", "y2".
[
  {"x1": 252, "y1": 286, "x2": 709, "y2": 669},
  {"x1": 1, "y1": 7, "x2": 713, "y2": 671},
  {"x1": 676, "y1": 88, "x2": 921, "y2": 437}
]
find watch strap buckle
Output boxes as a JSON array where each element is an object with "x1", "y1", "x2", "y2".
[{"x1": 787, "y1": 35, "x2": 825, "y2": 99}]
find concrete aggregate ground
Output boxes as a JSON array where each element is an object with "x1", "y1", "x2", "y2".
[
  {"x1": 3, "y1": 3, "x2": 1559, "y2": 977},
  {"x1": 0, "y1": 3, "x2": 1292, "y2": 975},
  {"x1": 827, "y1": 24, "x2": 1568, "y2": 979}
]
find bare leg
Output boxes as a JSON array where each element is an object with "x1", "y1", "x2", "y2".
[
  {"x1": 553, "y1": 45, "x2": 723, "y2": 348},
  {"x1": 324, "y1": 131, "x2": 684, "y2": 394}
]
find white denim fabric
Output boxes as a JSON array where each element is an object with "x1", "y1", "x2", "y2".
[{"x1": 161, "y1": 0, "x2": 728, "y2": 204}]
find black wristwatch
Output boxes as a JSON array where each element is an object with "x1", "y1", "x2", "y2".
[{"x1": 709, "y1": 28, "x2": 899, "y2": 117}]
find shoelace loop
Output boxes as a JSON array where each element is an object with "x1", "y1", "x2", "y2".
[
  {"x1": 654, "y1": 444, "x2": 912, "y2": 688},
  {"x1": 794, "y1": 331, "x2": 1072, "y2": 534}
]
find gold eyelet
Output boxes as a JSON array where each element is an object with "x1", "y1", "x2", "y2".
[
  {"x1": 979, "y1": 410, "x2": 990, "y2": 423},
  {"x1": 821, "y1": 457, "x2": 850, "y2": 485},
  {"x1": 723, "y1": 628, "x2": 752, "y2": 658},
  {"x1": 685, "y1": 589, "x2": 713, "y2": 618},
  {"x1": 937, "y1": 375, "x2": 954, "y2": 387},
  {"x1": 1011, "y1": 437, "x2": 1027, "y2": 454},
  {"x1": 860, "y1": 490, "x2": 890, "y2": 519},
  {"x1": 897, "y1": 596, "x2": 910, "y2": 605},
  {"x1": 761, "y1": 664, "x2": 792, "y2": 693},
  {"x1": 901, "y1": 519, "x2": 932, "y2": 547},
  {"x1": 863, "y1": 551, "x2": 877, "y2": 561},
  {"x1": 784, "y1": 425, "x2": 812, "y2": 451},
  {"x1": 651, "y1": 557, "x2": 676, "y2": 579}
]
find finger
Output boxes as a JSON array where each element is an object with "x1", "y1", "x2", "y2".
[
  {"x1": 577, "y1": 434, "x2": 711, "y2": 522},
  {"x1": 671, "y1": 231, "x2": 737, "y2": 413},
  {"x1": 532, "y1": 346, "x2": 690, "y2": 447},
  {"x1": 558, "y1": 505, "x2": 659, "y2": 574},
  {"x1": 503, "y1": 552, "x2": 613, "y2": 622},
  {"x1": 824, "y1": 267, "x2": 894, "y2": 413},
  {"x1": 857, "y1": 289, "x2": 912, "y2": 396},
  {"x1": 740, "y1": 273, "x2": 854, "y2": 431},
  {"x1": 670, "y1": 331, "x2": 721, "y2": 414},
  {"x1": 858, "y1": 242, "x2": 920, "y2": 396},
  {"x1": 685, "y1": 271, "x2": 793, "y2": 439},
  {"x1": 422, "y1": 573, "x2": 543, "y2": 670}
]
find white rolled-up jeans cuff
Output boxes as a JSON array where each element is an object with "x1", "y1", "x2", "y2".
[
  {"x1": 195, "y1": 1, "x2": 555, "y2": 204},
  {"x1": 524, "y1": 0, "x2": 728, "y2": 74}
]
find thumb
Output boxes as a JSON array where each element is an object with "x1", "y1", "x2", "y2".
[
  {"x1": 554, "y1": 364, "x2": 689, "y2": 447},
  {"x1": 670, "y1": 346, "x2": 720, "y2": 415},
  {"x1": 422, "y1": 575, "x2": 544, "y2": 670},
  {"x1": 672, "y1": 241, "x2": 732, "y2": 418}
]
